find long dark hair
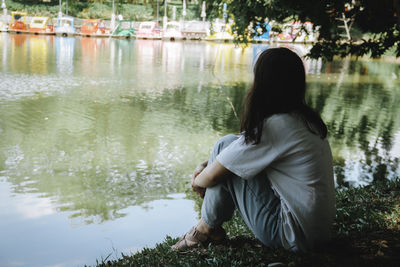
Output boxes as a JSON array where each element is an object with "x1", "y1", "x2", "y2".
[{"x1": 240, "y1": 47, "x2": 327, "y2": 144}]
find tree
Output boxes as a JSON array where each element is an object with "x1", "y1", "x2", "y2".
[{"x1": 205, "y1": 0, "x2": 400, "y2": 60}]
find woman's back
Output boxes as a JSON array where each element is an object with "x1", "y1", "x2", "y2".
[
  {"x1": 264, "y1": 113, "x2": 335, "y2": 251},
  {"x1": 217, "y1": 112, "x2": 335, "y2": 251}
]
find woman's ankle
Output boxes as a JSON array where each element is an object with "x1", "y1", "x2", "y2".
[
  {"x1": 196, "y1": 218, "x2": 226, "y2": 239},
  {"x1": 196, "y1": 218, "x2": 215, "y2": 235}
]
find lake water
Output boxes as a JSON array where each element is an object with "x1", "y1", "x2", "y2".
[{"x1": 0, "y1": 33, "x2": 399, "y2": 266}]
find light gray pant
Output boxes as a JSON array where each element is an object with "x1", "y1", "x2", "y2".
[{"x1": 201, "y1": 134, "x2": 283, "y2": 248}]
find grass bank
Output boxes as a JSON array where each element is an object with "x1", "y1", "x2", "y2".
[{"x1": 92, "y1": 179, "x2": 400, "y2": 267}]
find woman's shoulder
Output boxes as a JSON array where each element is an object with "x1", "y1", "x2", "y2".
[
  {"x1": 264, "y1": 113, "x2": 311, "y2": 137},
  {"x1": 265, "y1": 113, "x2": 300, "y2": 127}
]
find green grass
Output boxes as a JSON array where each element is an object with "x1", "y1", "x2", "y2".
[{"x1": 92, "y1": 180, "x2": 400, "y2": 266}]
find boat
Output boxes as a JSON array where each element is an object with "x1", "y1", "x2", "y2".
[
  {"x1": 205, "y1": 20, "x2": 234, "y2": 42},
  {"x1": 28, "y1": 17, "x2": 55, "y2": 35},
  {"x1": 252, "y1": 22, "x2": 271, "y2": 43},
  {"x1": 9, "y1": 12, "x2": 28, "y2": 33},
  {"x1": 276, "y1": 21, "x2": 316, "y2": 43},
  {"x1": 163, "y1": 21, "x2": 183, "y2": 41},
  {"x1": 182, "y1": 20, "x2": 208, "y2": 40},
  {"x1": 136, "y1": 21, "x2": 162, "y2": 40},
  {"x1": 0, "y1": 21, "x2": 7, "y2": 32},
  {"x1": 112, "y1": 20, "x2": 135, "y2": 39},
  {"x1": 78, "y1": 19, "x2": 110, "y2": 37},
  {"x1": 55, "y1": 16, "x2": 76, "y2": 37}
]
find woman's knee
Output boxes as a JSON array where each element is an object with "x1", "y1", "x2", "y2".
[
  {"x1": 217, "y1": 134, "x2": 238, "y2": 146},
  {"x1": 210, "y1": 134, "x2": 239, "y2": 161}
]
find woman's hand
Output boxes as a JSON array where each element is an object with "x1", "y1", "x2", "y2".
[{"x1": 191, "y1": 160, "x2": 208, "y2": 198}]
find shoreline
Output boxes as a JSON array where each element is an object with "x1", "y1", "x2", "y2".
[{"x1": 92, "y1": 179, "x2": 400, "y2": 266}]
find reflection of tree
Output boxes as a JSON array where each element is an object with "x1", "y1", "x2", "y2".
[
  {"x1": 2, "y1": 38, "x2": 400, "y2": 225},
  {"x1": 307, "y1": 58, "x2": 400, "y2": 187},
  {"x1": 0, "y1": 81, "x2": 247, "y2": 223},
  {"x1": 0, "y1": 39, "x2": 256, "y2": 224}
]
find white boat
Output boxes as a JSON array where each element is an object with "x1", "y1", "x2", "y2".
[
  {"x1": 182, "y1": 20, "x2": 208, "y2": 40},
  {"x1": 163, "y1": 21, "x2": 183, "y2": 41},
  {"x1": 205, "y1": 20, "x2": 234, "y2": 42},
  {"x1": 136, "y1": 21, "x2": 162, "y2": 40},
  {"x1": 55, "y1": 17, "x2": 76, "y2": 37},
  {"x1": 0, "y1": 21, "x2": 8, "y2": 32}
]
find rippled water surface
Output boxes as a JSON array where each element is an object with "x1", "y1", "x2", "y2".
[{"x1": 0, "y1": 33, "x2": 399, "y2": 266}]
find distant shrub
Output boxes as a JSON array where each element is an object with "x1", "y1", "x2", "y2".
[
  {"x1": 119, "y1": 4, "x2": 154, "y2": 21},
  {"x1": 167, "y1": 4, "x2": 199, "y2": 21},
  {"x1": 4, "y1": 0, "x2": 200, "y2": 21},
  {"x1": 6, "y1": 0, "x2": 58, "y2": 16},
  {"x1": 6, "y1": 0, "x2": 87, "y2": 18},
  {"x1": 78, "y1": 3, "x2": 111, "y2": 19}
]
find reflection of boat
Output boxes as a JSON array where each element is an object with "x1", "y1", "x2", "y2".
[
  {"x1": 10, "y1": 33, "x2": 27, "y2": 47},
  {"x1": 56, "y1": 36, "x2": 75, "y2": 74},
  {"x1": 9, "y1": 12, "x2": 29, "y2": 33},
  {"x1": 163, "y1": 21, "x2": 183, "y2": 41},
  {"x1": 276, "y1": 21, "x2": 316, "y2": 43},
  {"x1": 29, "y1": 36, "x2": 49, "y2": 74},
  {"x1": 253, "y1": 23, "x2": 271, "y2": 43},
  {"x1": 162, "y1": 41, "x2": 183, "y2": 73},
  {"x1": 136, "y1": 21, "x2": 162, "y2": 40},
  {"x1": 55, "y1": 17, "x2": 76, "y2": 37},
  {"x1": 28, "y1": 17, "x2": 55, "y2": 35},
  {"x1": 205, "y1": 21, "x2": 234, "y2": 42},
  {"x1": 112, "y1": 20, "x2": 135, "y2": 39},
  {"x1": 182, "y1": 20, "x2": 208, "y2": 40},
  {"x1": 80, "y1": 37, "x2": 108, "y2": 73},
  {"x1": 79, "y1": 19, "x2": 110, "y2": 37}
]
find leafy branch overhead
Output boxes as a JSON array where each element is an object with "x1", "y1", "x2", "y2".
[{"x1": 205, "y1": 0, "x2": 400, "y2": 59}]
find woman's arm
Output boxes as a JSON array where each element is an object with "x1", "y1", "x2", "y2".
[{"x1": 194, "y1": 160, "x2": 233, "y2": 188}]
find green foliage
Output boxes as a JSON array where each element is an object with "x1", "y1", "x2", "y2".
[
  {"x1": 5, "y1": 1, "x2": 199, "y2": 22},
  {"x1": 78, "y1": 3, "x2": 111, "y2": 19},
  {"x1": 5, "y1": 0, "x2": 60, "y2": 16},
  {"x1": 78, "y1": 3, "x2": 154, "y2": 21},
  {"x1": 204, "y1": 0, "x2": 400, "y2": 59},
  {"x1": 118, "y1": 4, "x2": 153, "y2": 21},
  {"x1": 170, "y1": 4, "x2": 198, "y2": 21}
]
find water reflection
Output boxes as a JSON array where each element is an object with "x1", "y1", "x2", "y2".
[
  {"x1": 1, "y1": 34, "x2": 400, "y2": 266},
  {"x1": 0, "y1": 35, "x2": 399, "y2": 221},
  {"x1": 56, "y1": 37, "x2": 75, "y2": 74},
  {"x1": 10, "y1": 34, "x2": 28, "y2": 73},
  {"x1": 29, "y1": 36, "x2": 50, "y2": 74},
  {"x1": 308, "y1": 58, "x2": 400, "y2": 186}
]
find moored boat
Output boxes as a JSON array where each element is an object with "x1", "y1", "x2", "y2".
[
  {"x1": 55, "y1": 16, "x2": 76, "y2": 37},
  {"x1": 276, "y1": 21, "x2": 316, "y2": 43},
  {"x1": 28, "y1": 17, "x2": 55, "y2": 35},
  {"x1": 136, "y1": 21, "x2": 162, "y2": 40},
  {"x1": 9, "y1": 12, "x2": 29, "y2": 34},
  {"x1": 182, "y1": 20, "x2": 208, "y2": 40},
  {"x1": 78, "y1": 19, "x2": 110, "y2": 37},
  {"x1": 112, "y1": 20, "x2": 135, "y2": 39},
  {"x1": 0, "y1": 21, "x2": 7, "y2": 32},
  {"x1": 163, "y1": 21, "x2": 183, "y2": 41},
  {"x1": 205, "y1": 21, "x2": 234, "y2": 42},
  {"x1": 252, "y1": 22, "x2": 271, "y2": 43}
]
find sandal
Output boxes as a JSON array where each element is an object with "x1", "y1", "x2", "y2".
[{"x1": 171, "y1": 226, "x2": 226, "y2": 250}]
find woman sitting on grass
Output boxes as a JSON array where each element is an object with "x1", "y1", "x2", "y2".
[{"x1": 172, "y1": 47, "x2": 335, "y2": 252}]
